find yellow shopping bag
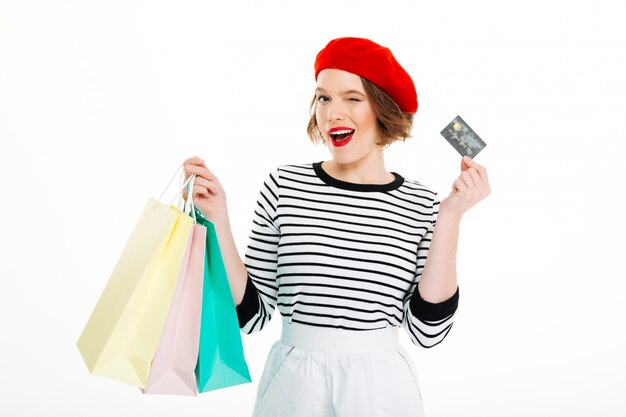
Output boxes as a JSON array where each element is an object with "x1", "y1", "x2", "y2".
[{"x1": 77, "y1": 169, "x2": 194, "y2": 388}]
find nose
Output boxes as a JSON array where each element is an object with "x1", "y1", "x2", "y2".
[{"x1": 326, "y1": 100, "x2": 346, "y2": 122}]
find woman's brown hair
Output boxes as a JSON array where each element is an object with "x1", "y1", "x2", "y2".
[{"x1": 306, "y1": 76, "x2": 414, "y2": 148}]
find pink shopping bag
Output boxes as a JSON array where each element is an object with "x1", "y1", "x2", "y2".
[{"x1": 142, "y1": 214, "x2": 207, "y2": 394}]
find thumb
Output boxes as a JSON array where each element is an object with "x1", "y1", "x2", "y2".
[{"x1": 461, "y1": 155, "x2": 472, "y2": 171}]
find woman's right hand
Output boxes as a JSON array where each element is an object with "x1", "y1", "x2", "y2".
[{"x1": 182, "y1": 156, "x2": 228, "y2": 224}]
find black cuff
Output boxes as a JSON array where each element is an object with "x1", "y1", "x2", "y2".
[
  {"x1": 410, "y1": 285, "x2": 460, "y2": 322},
  {"x1": 236, "y1": 275, "x2": 260, "y2": 328}
]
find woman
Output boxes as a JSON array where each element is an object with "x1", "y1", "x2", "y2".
[{"x1": 184, "y1": 37, "x2": 490, "y2": 417}]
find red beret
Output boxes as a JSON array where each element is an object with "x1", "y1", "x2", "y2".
[{"x1": 314, "y1": 37, "x2": 418, "y2": 114}]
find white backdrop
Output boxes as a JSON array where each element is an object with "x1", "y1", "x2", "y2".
[{"x1": 1, "y1": 1, "x2": 625, "y2": 416}]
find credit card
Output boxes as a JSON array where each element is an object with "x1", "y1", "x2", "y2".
[{"x1": 440, "y1": 115, "x2": 486, "y2": 158}]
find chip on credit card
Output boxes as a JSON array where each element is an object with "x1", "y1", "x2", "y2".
[{"x1": 440, "y1": 115, "x2": 486, "y2": 158}]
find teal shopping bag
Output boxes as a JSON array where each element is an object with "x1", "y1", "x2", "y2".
[{"x1": 194, "y1": 208, "x2": 251, "y2": 392}]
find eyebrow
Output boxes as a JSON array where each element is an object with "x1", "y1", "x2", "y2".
[{"x1": 315, "y1": 87, "x2": 366, "y2": 96}]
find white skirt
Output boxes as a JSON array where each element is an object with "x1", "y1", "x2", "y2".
[{"x1": 251, "y1": 319, "x2": 425, "y2": 417}]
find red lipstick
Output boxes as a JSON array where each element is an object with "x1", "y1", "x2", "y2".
[{"x1": 328, "y1": 127, "x2": 355, "y2": 147}]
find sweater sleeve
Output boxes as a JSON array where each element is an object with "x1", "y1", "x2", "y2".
[
  {"x1": 402, "y1": 191, "x2": 460, "y2": 348},
  {"x1": 235, "y1": 167, "x2": 281, "y2": 334}
]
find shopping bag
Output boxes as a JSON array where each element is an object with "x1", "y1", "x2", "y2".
[
  {"x1": 77, "y1": 170, "x2": 194, "y2": 389},
  {"x1": 194, "y1": 208, "x2": 252, "y2": 392},
  {"x1": 141, "y1": 223, "x2": 206, "y2": 394},
  {"x1": 143, "y1": 176, "x2": 207, "y2": 395}
]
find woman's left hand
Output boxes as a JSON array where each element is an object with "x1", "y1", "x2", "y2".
[{"x1": 439, "y1": 155, "x2": 491, "y2": 219}]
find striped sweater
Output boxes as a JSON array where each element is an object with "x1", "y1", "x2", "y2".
[{"x1": 235, "y1": 162, "x2": 459, "y2": 348}]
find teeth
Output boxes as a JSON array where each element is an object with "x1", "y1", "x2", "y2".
[{"x1": 330, "y1": 129, "x2": 354, "y2": 135}]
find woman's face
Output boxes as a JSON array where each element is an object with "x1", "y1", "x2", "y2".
[{"x1": 315, "y1": 69, "x2": 381, "y2": 164}]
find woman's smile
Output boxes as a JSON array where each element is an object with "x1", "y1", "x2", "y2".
[{"x1": 328, "y1": 127, "x2": 355, "y2": 147}]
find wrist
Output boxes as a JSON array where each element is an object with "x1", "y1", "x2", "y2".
[
  {"x1": 437, "y1": 205, "x2": 463, "y2": 225},
  {"x1": 212, "y1": 212, "x2": 231, "y2": 230},
  {"x1": 438, "y1": 201, "x2": 464, "y2": 223}
]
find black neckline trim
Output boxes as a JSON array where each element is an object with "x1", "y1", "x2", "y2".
[{"x1": 312, "y1": 161, "x2": 404, "y2": 192}]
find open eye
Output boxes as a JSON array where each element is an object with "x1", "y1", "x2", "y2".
[{"x1": 317, "y1": 95, "x2": 330, "y2": 103}]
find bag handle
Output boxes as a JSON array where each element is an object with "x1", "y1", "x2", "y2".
[
  {"x1": 157, "y1": 164, "x2": 197, "y2": 223},
  {"x1": 182, "y1": 174, "x2": 197, "y2": 223}
]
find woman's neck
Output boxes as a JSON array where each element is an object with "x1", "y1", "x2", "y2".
[{"x1": 322, "y1": 155, "x2": 394, "y2": 185}]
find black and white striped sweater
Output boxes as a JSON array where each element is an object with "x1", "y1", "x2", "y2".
[{"x1": 235, "y1": 162, "x2": 459, "y2": 348}]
